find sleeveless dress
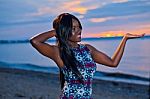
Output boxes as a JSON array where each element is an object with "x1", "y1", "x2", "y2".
[{"x1": 59, "y1": 44, "x2": 97, "y2": 99}]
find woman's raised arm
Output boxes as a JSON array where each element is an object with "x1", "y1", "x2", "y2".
[{"x1": 87, "y1": 33, "x2": 145, "y2": 68}]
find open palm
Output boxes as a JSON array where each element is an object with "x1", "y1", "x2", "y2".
[{"x1": 124, "y1": 33, "x2": 145, "y2": 39}]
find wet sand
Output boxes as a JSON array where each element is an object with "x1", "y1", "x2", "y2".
[{"x1": 0, "y1": 67, "x2": 149, "y2": 99}]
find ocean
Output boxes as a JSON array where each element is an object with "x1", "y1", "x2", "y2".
[{"x1": 0, "y1": 36, "x2": 149, "y2": 85}]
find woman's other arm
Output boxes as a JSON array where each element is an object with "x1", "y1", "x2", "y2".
[{"x1": 87, "y1": 33, "x2": 145, "y2": 68}]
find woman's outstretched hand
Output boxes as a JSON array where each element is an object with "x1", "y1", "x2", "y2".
[{"x1": 124, "y1": 33, "x2": 145, "y2": 40}]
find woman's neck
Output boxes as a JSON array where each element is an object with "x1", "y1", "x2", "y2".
[{"x1": 68, "y1": 41, "x2": 79, "y2": 48}]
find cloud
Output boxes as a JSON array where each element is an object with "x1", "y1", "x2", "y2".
[
  {"x1": 27, "y1": 0, "x2": 100, "y2": 17},
  {"x1": 82, "y1": 10, "x2": 150, "y2": 36},
  {"x1": 112, "y1": 0, "x2": 128, "y2": 3},
  {"x1": 88, "y1": 10, "x2": 150, "y2": 24},
  {"x1": 89, "y1": 17, "x2": 114, "y2": 23},
  {"x1": 1, "y1": 0, "x2": 150, "y2": 40},
  {"x1": 85, "y1": 0, "x2": 150, "y2": 19},
  {"x1": 81, "y1": 0, "x2": 150, "y2": 32}
]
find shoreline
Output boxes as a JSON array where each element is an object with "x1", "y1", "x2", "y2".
[
  {"x1": 0, "y1": 67, "x2": 149, "y2": 99},
  {"x1": 0, "y1": 61, "x2": 149, "y2": 85}
]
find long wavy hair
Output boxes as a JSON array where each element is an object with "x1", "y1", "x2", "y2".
[{"x1": 53, "y1": 13, "x2": 84, "y2": 89}]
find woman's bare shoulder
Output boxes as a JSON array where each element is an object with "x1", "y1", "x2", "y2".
[
  {"x1": 80, "y1": 43, "x2": 96, "y2": 52},
  {"x1": 84, "y1": 43, "x2": 92, "y2": 47}
]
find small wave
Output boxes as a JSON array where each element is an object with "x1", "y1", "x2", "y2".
[
  {"x1": 0, "y1": 61, "x2": 59, "y2": 74},
  {"x1": 94, "y1": 71, "x2": 149, "y2": 85}
]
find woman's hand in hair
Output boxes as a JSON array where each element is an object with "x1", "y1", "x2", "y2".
[
  {"x1": 51, "y1": 29, "x2": 57, "y2": 37},
  {"x1": 52, "y1": 30, "x2": 58, "y2": 38}
]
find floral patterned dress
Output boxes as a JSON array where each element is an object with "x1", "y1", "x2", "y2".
[{"x1": 59, "y1": 44, "x2": 97, "y2": 99}]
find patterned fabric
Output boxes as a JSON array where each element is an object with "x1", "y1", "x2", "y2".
[{"x1": 59, "y1": 44, "x2": 97, "y2": 99}]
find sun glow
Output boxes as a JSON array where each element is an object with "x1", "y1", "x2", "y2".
[
  {"x1": 106, "y1": 34, "x2": 112, "y2": 37},
  {"x1": 100, "y1": 31, "x2": 125, "y2": 37},
  {"x1": 83, "y1": 31, "x2": 126, "y2": 38}
]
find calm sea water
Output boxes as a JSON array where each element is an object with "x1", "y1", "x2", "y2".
[{"x1": 0, "y1": 37, "x2": 150, "y2": 81}]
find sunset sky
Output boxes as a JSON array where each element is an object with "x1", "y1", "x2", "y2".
[{"x1": 0, "y1": 0, "x2": 150, "y2": 40}]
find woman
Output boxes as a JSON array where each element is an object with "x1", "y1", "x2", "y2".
[{"x1": 30, "y1": 13, "x2": 144, "y2": 99}]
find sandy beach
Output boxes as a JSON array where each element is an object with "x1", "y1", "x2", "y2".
[{"x1": 0, "y1": 67, "x2": 149, "y2": 99}]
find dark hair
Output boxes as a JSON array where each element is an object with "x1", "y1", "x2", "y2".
[{"x1": 53, "y1": 13, "x2": 84, "y2": 89}]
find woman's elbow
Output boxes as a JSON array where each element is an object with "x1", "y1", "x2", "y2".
[
  {"x1": 30, "y1": 38, "x2": 34, "y2": 45},
  {"x1": 111, "y1": 62, "x2": 119, "y2": 68},
  {"x1": 30, "y1": 38, "x2": 38, "y2": 47},
  {"x1": 100, "y1": 62, "x2": 118, "y2": 68},
  {"x1": 105, "y1": 61, "x2": 118, "y2": 68}
]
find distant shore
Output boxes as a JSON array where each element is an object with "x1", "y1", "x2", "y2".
[
  {"x1": 0, "y1": 67, "x2": 149, "y2": 99},
  {"x1": 0, "y1": 35, "x2": 149, "y2": 44}
]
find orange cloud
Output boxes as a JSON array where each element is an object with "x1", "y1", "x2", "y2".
[
  {"x1": 28, "y1": 1, "x2": 99, "y2": 16},
  {"x1": 63, "y1": 1, "x2": 99, "y2": 14},
  {"x1": 69, "y1": 7, "x2": 87, "y2": 14}
]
